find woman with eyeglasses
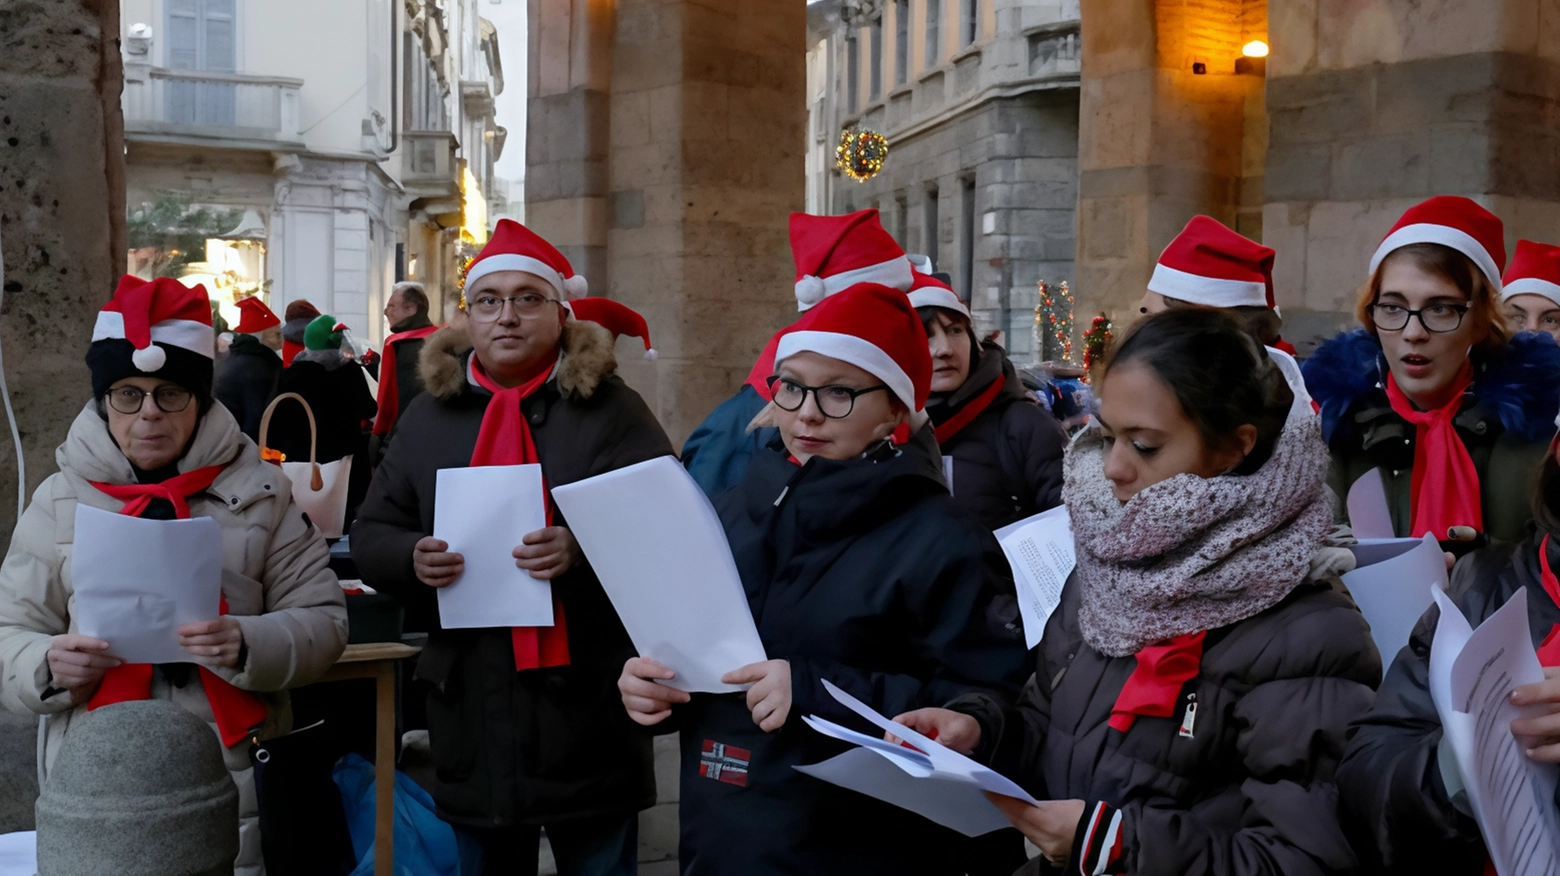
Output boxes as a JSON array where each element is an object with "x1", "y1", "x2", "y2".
[
  {"x1": 1302, "y1": 197, "x2": 1560, "y2": 553},
  {"x1": 0, "y1": 276, "x2": 347, "y2": 876},
  {"x1": 618, "y1": 283, "x2": 1029, "y2": 876}
]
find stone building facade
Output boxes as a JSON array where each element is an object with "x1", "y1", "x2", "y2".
[{"x1": 808, "y1": 0, "x2": 1082, "y2": 363}]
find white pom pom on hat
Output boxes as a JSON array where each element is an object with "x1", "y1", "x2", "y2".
[
  {"x1": 131, "y1": 344, "x2": 167, "y2": 373},
  {"x1": 795, "y1": 275, "x2": 828, "y2": 309},
  {"x1": 563, "y1": 274, "x2": 589, "y2": 300}
]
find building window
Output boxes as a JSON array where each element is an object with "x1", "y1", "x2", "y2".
[
  {"x1": 925, "y1": 0, "x2": 942, "y2": 69},
  {"x1": 894, "y1": 0, "x2": 909, "y2": 86},
  {"x1": 895, "y1": 196, "x2": 909, "y2": 249},
  {"x1": 166, "y1": 0, "x2": 237, "y2": 125},
  {"x1": 869, "y1": 19, "x2": 883, "y2": 100},
  {"x1": 962, "y1": 0, "x2": 979, "y2": 46},
  {"x1": 924, "y1": 185, "x2": 940, "y2": 268},
  {"x1": 846, "y1": 35, "x2": 859, "y2": 114},
  {"x1": 959, "y1": 177, "x2": 976, "y2": 302}
]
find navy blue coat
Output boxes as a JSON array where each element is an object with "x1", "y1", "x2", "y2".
[{"x1": 680, "y1": 385, "x2": 774, "y2": 496}]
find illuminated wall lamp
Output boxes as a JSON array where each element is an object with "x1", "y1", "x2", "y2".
[
  {"x1": 1235, "y1": 39, "x2": 1268, "y2": 75},
  {"x1": 1242, "y1": 40, "x2": 1269, "y2": 58}
]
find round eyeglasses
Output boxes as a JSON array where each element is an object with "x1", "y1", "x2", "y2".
[
  {"x1": 766, "y1": 376, "x2": 890, "y2": 419},
  {"x1": 105, "y1": 385, "x2": 194, "y2": 415},
  {"x1": 1369, "y1": 302, "x2": 1470, "y2": 333},
  {"x1": 467, "y1": 292, "x2": 561, "y2": 322}
]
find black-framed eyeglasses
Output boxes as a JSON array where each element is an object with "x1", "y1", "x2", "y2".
[
  {"x1": 467, "y1": 292, "x2": 561, "y2": 322},
  {"x1": 105, "y1": 385, "x2": 194, "y2": 415},
  {"x1": 766, "y1": 376, "x2": 890, "y2": 419},
  {"x1": 1369, "y1": 302, "x2": 1470, "y2": 333}
]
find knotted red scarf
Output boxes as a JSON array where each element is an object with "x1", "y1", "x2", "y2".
[
  {"x1": 468, "y1": 350, "x2": 572, "y2": 671},
  {"x1": 1108, "y1": 631, "x2": 1205, "y2": 732},
  {"x1": 933, "y1": 376, "x2": 1004, "y2": 446},
  {"x1": 1385, "y1": 364, "x2": 1483, "y2": 540},
  {"x1": 85, "y1": 465, "x2": 269, "y2": 747}
]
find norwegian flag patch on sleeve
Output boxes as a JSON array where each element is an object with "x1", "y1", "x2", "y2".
[{"x1": 698, "y1": 739, "x2": 751, "y2": 787}]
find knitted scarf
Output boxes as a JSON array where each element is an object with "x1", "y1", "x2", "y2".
[{"x1": 1064, "y1": 404, "x2": 1335, "y2": 657}]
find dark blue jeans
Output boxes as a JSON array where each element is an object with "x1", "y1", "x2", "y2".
[{"x1": 475, "y1": 812, "x2": 638, "y2": 876}]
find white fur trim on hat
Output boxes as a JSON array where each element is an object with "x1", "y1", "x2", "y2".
[
  {"x1": 907, "y1": 253, "x2": 934, "y2": 274},
  {"x1": 1146, "y1": 263, "x2": 1268, "y2": 308},
  {"x1": 908, "y1": 287, "x2": 970, "y2": 318},
  {"x1": 465, "y1": 254, "x2": 568, "y2": 299},
  {"x1": 795, "y1": 256, "x2": 914, "y2": 311},
  {"x1": 92, "y1": 313, "x2": 216, "y2": 359},
  {"x1": 1502, "y1": 277, "x2": 1560, "y2": 309},
  {"x1": 1370, "y1": 223, "x2": 1504, "y2": 294},
  {"x1": 776, "y1": 329, "x2": 917, "y2": 412}
]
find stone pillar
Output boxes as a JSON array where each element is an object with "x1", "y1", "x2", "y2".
[
  {"x1": 527, "y1": 0, "x2": 614, "y2": 287},
  {"x1": 0, "y1": 0, "x2": 124, "y2": 547},
  {"x1": 1264, "y1": 0, "x2": 1560, "y2": 352},
  {"x1": 1073, "y1": 0, "x2": 1265, "y2": 324},
  {"x1": 609, "y1": 0, "x2": 805, "y2": 444}
]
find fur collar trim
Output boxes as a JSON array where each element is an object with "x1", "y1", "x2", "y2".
[
  {"x1": 418, "y1": 319, "x2": 619, "y2": 401},
  {"x1": 1302, "y1": 329, "x2": 1560, "y2": 445}
]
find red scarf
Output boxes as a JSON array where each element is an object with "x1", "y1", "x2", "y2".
[
  {"x1": 85, "y1": 465, "x2": 269, "y2": 747},
  {"x1": 281, "y1": 339, "x2": 303, "y2": 367},
  {"x1": 933, "y1": 376, "x2": 1004, "y2": 446},
  {"x1": 1385, "y1": 364, "x2": 1483, "y2": 540},
  {"x1": 1108, "y1": 631, "x2": 1205, "y2": 732},
  {"x1": 1533, "y1": 535, "x2": 1560, "y2": 667},
  {"x1": 372, "y1": 324, "x2": 442, "y2": 437},
  {"x1": 468, "y1": 351, "x2": 572, "y2": 671}
]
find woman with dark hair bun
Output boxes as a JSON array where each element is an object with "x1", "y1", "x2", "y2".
[{"x1": 892, "y1": 308, "x2": 1379, "y2": 876}]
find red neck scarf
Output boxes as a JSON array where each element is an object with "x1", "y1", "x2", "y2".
[
  {"x1": 85, "y1": 465, "x2": 269, "y2": 747},
  {"x1": 469, "y1": 350, "x2": 572, "y2": 671},
  {"x1": 373, "y1": 324, "x2": 442, "y2": 437},
  {"x1": 1108, "y1": 631, "x2": 1205, "y2": 732},
  {"x1": 933, "y1": 376, "x2": 1004, "y2": 446},
  {"x1": 1385, "y1": 363, "x2": 1482, "y2": 540}
]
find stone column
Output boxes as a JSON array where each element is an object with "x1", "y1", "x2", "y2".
[
  {"x1": 608, "y1": 0, "x2": 805, "y2": 444},
  {"x1": 0, "y1": 0, "x2": 124, "y2": 547},
  {"x1": 1264, "y1": 0, "x2": 1560, "y2": 352},
  {"x1": 1073, "y1": 0, "x2": 1265, "y2": 323}
]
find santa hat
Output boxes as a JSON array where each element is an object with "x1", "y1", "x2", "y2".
[
  {"x1": 303, "y1": 315, "x2": 350, "y2": 351},
  {"x1": 464, "y1": 218, "x2": 588, "y2": 301},
  {"x1": 1369, "y1": 196, "x2": 1506, "y2": 292},
  {"x1": 86, "y1": 275, "x2": 216, "y2": 401},
  {"x1": 566, "y1": 298, "x2": 657, "y2": 359},
  {"x1": 1502, "y1": 240, "x2": 1560, "y2": 308},
  {"x1": 233, "y1": 296, "x2": 280, "y2": 335},
  {"x1": 775, "y1": 282, "x2": 932, "y2": 412},
  {"x1": 907, "y1": 270, "x2": 970, "y2": 318},
  {"x1": 1148, "y1": 216, "x2": 1276, "y2": 309},
  {"x1": 790, "y1": 210, "x2": 913, "y2": 311}
]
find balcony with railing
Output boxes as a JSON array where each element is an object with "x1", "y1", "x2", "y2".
[
  {"x1": 399, "y1": 130, "x2": 461, "y2": 200},
  {"x1": 123, "y1": 64, "x2": 304, "y2": 149}
]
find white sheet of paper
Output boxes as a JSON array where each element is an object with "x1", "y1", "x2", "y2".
[
  {"x1": 1430, "y1": 587, "x2": 1560, "y2": 876},
  {"x1": 796, "y1": 749, "x2": 1014, "y2": 836},
  {"x1": 0, "y1": 831, "x2": 35, "y2": 876},
  {"x1": 995, "y1": 506, "x2": 1074, "y2": 649},
  {"x1": 1347, "y1": 469, "x2": 1396, "y2": 540},
  {"x1": 71, "y1": 504, "x2": 223, "y2": 664},
  {"x1": 551, "y1": 455, "x2": 766, "y2": 693},
  {"x1": 1341, "y1": 534, "x2": 1444, "y2": 671},
  {"x1": 433, "y1": 465, "x2": 552, "y2": 629}
]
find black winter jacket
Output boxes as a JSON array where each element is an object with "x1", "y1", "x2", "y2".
[
  {"x1": 949, "y1": 574, "x2": 1381, "y2": 876},
  {"x1": 387, "y1": 312, "x2": 435, "y2": 423},
  {"x1": 668, "y1": 428, "x2": 1031, "y2": 876},
  {"x1": 927, "y1": 344, "x2": 1067, "y2": 529},
  {"x1": 213, "y1": 333, "x2": 281, "y2": 442},
  {"x1": 266, "y1": 355, "x2": 377, "y2": 464},
  {"x1": 1337, "y1": 531, "x2": 1560, "y2": 874},
  {"x1": 351, "y1": 322, "x2": 674, "y2": 827}
]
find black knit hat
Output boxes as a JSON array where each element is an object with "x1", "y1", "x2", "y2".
[{"x1": 86, "y1": 338, "x2": 214, "y2": 408}]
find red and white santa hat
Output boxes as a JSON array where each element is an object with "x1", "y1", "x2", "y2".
[
  {"x1": 906, "y1": 270, "x2": 969, "y2": 318},
  {"x1": 790, "y1": 210, "x2": 913, "y2": 311},
  {"x1": 463, "y1": 218, "x2": 588, "y2": 301},
  {"x1": 92, "y1": 275, "x2": 215, "y2": 371},
  {"x1": 1148, "y1": 216, "x2": 1276, "y2": 309},
  {"x1": 566, "y1": 298, "x2": 657, "y2": 359},
  {"x1": 232, "y1": 296, "x2": 280, "y2": 335},
  {"x1": 1501, "y1": 240, "x2": 1560, "y2": 308},
  {"x1": 1369, "y1": 196, "x2": 1506, "y2": 292},
  {"x1": 775, "y1": 282, "x2": 932, "y2": 412}
]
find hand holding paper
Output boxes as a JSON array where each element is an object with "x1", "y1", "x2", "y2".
[{"x1": 1510, "y1": 666, "x2": 1560, "y2": 762}]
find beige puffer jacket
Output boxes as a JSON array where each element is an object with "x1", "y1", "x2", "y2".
[{"x1": 0, "y1": 401, "x2": 348, "y2": 875}]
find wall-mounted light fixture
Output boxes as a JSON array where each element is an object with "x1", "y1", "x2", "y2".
[{"x1": 1242, "y1": 40, "x2": 1269, "y2": 58}]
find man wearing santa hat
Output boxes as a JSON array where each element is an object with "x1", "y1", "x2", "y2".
[
  {"x1": 1503, "y1": 239, "x2": 1560, "y2": 342},
  {"x1": 352, "y1": 219, "x2": 673, "y2": 874},
  {"x1": 213, "y1": 295, "x2": 282, "y2": 442},
  {"x1": 681, "y1": 209, "x2": 916, "y2": 496}
]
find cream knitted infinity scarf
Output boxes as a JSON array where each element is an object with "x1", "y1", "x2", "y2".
[{"x1": 1063, "y1": 406, "x2": 1335, "y2": 657}]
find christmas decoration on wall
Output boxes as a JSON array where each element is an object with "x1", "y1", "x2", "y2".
[
  {"x1": 836, "y1": 128, "x2": 890, "y2": 183},
  {"x1": 1082, "y1": 313, "x2": 1113, "y2": 378},
  {"x1": 1035, "y1": 279, "x2": 1074, "y2": 363}
]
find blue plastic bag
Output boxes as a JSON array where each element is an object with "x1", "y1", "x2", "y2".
[{"x1": 333, "y1": 753, "x2": 483, "y2": 876}]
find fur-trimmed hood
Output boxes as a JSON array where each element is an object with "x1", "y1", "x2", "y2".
[
  {"x1": 418, "y1": 319, "x2": 619, "y2": 401},
  {"x1": 1302, "y1": 328, "x2": 1560, "y2": 445}
]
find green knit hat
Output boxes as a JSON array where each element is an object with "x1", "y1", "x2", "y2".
[{"x1": 303, "y1": 314, "x2": 346, "y2": 350}]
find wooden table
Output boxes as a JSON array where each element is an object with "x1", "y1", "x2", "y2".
[{"x1": 318, "y1": 641, "x2": 421, "y2": 876}]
